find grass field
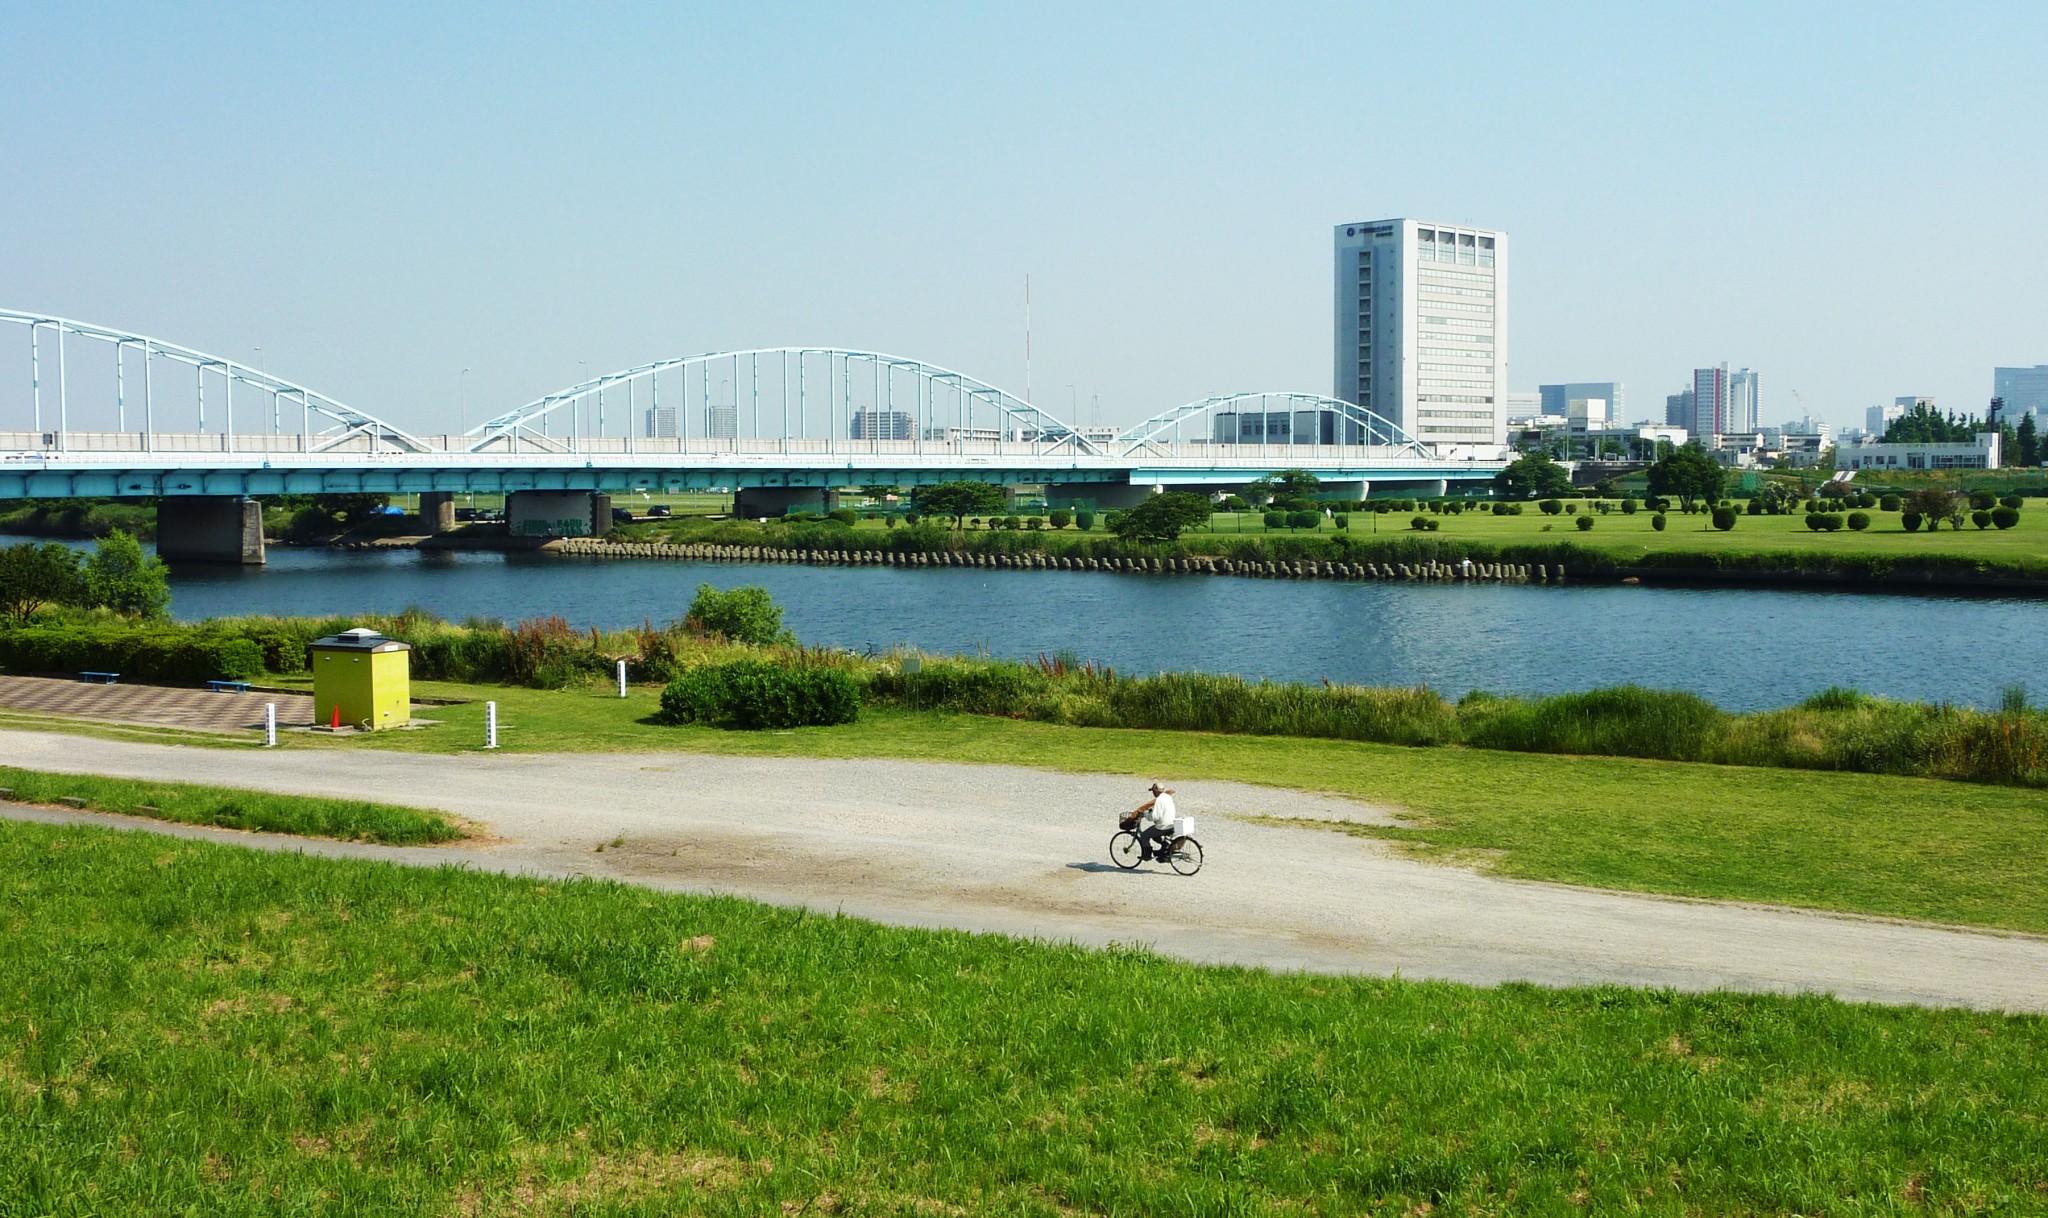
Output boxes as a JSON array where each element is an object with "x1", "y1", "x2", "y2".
[
  {"x1": 0, "y1": 765, "x2": 464, "y2": 844},
  {"x1": 56, "y1": 678, "x2": 2022, "y2": 935},
  {"x1": 4, "y1": 818, "x2": 2045, "y2": 1215}
]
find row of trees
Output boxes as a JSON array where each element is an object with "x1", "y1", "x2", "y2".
[{"x1": 0, "y1": 533, "x2": 171, "y2": 623}]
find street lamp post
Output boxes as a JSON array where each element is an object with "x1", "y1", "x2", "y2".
[{"x1": 459, "y1": 368, "x2": 470, "y2": 438}]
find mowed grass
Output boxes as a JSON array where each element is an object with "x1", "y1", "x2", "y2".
[
  {"x1": 1196, "y1": 503, "x2": 2048, "y2": 560},
  {"x1": 220, "y1": 682, "x2": 2048, "y2": 934},
  {"x1": 4, "y1": 819, "x2": 2046, "y2": 1215},
  {"x1": 0, "y1": 765, "x2": 464, "y2": 845}
]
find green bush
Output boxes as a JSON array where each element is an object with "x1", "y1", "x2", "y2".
[
  {"x1": 0, "y1": 626, "x2": 262, "y2": 683},
  {"x1": 1492, "y1": 503, "x2": 1509, "y2": 516},
  {"x1": 683, "y1": 584, "x2": 793, "y2": 647},
  {"x1": 1539, "y1": 500, "x2": 1562, "y2": 515},
  {"x1": 1992, "y1": 506, "x2": 2020, "y2": 529},
  {"x1": 1999, "y1": 495, "x2": 2023, "y2": 511},
  {"x1": 827, "y1": 508, "x2": 860, "y2": 526},
  {"x1": 1075, "y1": 510, "x2": 1096, "y2": 532},
  {"x1": 1901, "y1": 511, "x2": 1923, "y2": 532},
  {"x1": 1846, "y1": 512, "x2": 1871, "y2": 531},
  {"x1": 1575, "y1": 515, "x2": 1594, "y2": 531},
  {"x1": 1880, "y1": 495, "x2": 1901, "y2": 512},
  {"x1": 1651, "y1": 514, "x2": 1668, "y2": 531},
  {"x1": 1025, "y1": 516, "x2": 1045, "y2": 531},
  {"x1": 1711, "y1": 507, "x2": 1737, "y2": 531},
  {"x1": 657, "y1": 660, "x2": 860, "y2": 730},
  {"x1": 1262, "y1": 511, "x2": 1284, "y2": 529},
  {"x1": 1048, "y1": 510, "x2": 1071, "y2": 530},
  {"x1": 1286, "y1": 510, "x2": 1319, "y2": 530},
  {"x1": 1969, "y1": 491, "x2": 1997, "y2": 511},
  {"x1": 1972, "y1": 510, "x2": 1993, "y2": 530}
]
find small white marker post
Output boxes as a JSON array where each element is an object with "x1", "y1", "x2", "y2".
[
  {"x1": 617, "y1": 658, "x2": 628, "y2": 698},
  {"x1": 264, "y1": 702, "x2": 277, "y2": 747},
  {"x1": 485, "y1": 700, "x2": 499, "y2": 749}
]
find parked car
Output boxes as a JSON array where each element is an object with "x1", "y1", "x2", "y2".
[
  {"x1": 646, "y1": 504, "x2": 673, "y2": 517},
  {"x1": 611, "y1": 508, "x2": 635, "y2": 523}
]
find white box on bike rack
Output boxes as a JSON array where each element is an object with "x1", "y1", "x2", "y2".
[{"x1": 1175, "y1": 816, "x2": 1194, "y2": 838}]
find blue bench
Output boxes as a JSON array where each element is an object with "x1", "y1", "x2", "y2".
[
  {"x1": 207, "y1": 679, "x2": 253, "y2": 694},
  {"x1": 78, "y1": 671, "x2": 120, "y2": 684}
]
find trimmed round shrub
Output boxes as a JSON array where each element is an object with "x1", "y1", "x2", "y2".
[
  {"x1": 1651, "y1": 513, "x2": 1668, "y2": 531},
  {"x1": 1969, "y1": 491, "x2": 1997, "y2": 511},
  {"x1": 1805, "y1": 512, "x2": 1827, "y2": 531},
  {"x1": 1492, "y1": 502, "x2": 1509, "y2": 516},
  {"x1": 1745, "y1": 499, "x2": 1763, "y2": 515},
  {"x1": 1509, "y1": 504, "x2": 1524, "y2": 515},
  {"x1": 1409, "y1": 515, "x2": 1430, "y2": 531},
  {"x1": 1003, "y1": 515, "x2": 1022, "y2": 531},
  {"x1": 1262, "y1": 511, "x2": 1284, "y2": 529},
  {"x1": 1074, "y1": 510, "x2": 1095, "y2": 532},
  {"x1": 1901, "y1": 511, "x2": 1923, "y2": 532},
  {"x1": 827, "y1": 508, "x2": 860, "y2": 526},
  {"x1": 1711, "y1": 506, "x2": 1737, "y2": 531},
  {"x1": 1992, "y1": 506, "x2": 2020, "y2": 529},
  {"x1": 657, "y1": 660, "x2": 860, "y2": 730},
  {"x1": 1620, "y1": 498, "x2": 1639, "y2": 515},
  {"x1": 1565, "y1": 503, "x2": 1579, "y2": 515},
  {"x1": 1286, "y1": 510, "x2": 1319, "y2": 530},
  {"x1": 1575, "y1": 515, "x2": 1594, "y2": 531},
  {"x1": 1025, "y1": 516, "x2": 1045, "y2": 531},
  {"x1": 1972, "y1": 510, "x2": 1993, "y2": 530},
  {"x1": 1539, "y1": 499, "x2": 1563, "y2": 515},
  {"x1": 1047, "y1": 510, "x2": 1071, "y2": 529},
  {"x1": 903, "y1": 511, "x2": 921, "y2": 526},
  {"x1": 1880, "y1": 494, "x2": 1901, "y2": 512},
  {"x1": 1999, "y1": 495, "x2": 2023, "y2": 511},
  {"x1": 1846, "y1": 511, "x2": 1871, "y2": 531}
]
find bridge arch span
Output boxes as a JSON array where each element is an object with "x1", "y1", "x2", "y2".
[
  {"x1": 468, "y1": 348, "x2": 1104, "y2": 457},
  {"x1": 0, "y1": 307, "x2": 428, "y2": 453}
]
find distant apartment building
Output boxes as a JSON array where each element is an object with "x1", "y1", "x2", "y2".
[
  {"x1": 1994, "y1": 365, "x2": 2048, "y2": 418},
  {"x1": 703, "y1": 405, "x2": 738, "y2": 440},
  {"x1": 1666, "y1": 388, "x2": 1694, "y2": 428},
  {"x1": 1726, "y1": 368, "x2": 1761, "y2": 433},
  {"x1": 1539, "y1": 382, "x2": 1626, "y2": 423},
  {"x1": 643, "y1": 406, "x2": 678, "y2": 439},
  {"x1": 1505, "y1": 390, "x2": 1543, "y2": 425},
  {"x1": 1334, "y1": 218, "x2": 1508, "y2": 447},
  {"x1": 1866, "y1": 402, "x2": 1906, "y2": 437},
  {"x1": 1212, "y1": 405, "x2": 1366, "y2": 446},
  {"x1": 849, "y1": 409, "x2": 914, "y2": 440},
  {"x1": 1691, "y1": 364, "x2": 1730, "y2": 439}
]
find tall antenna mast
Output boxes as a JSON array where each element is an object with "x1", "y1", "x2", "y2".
[{"x1": 1024, "y1": 273, "x2": 1033, "y2": 405}]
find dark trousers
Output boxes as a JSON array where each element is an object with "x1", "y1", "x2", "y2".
[{"x1": 1141, "y1": 826, "x2": 1173, "y2": 859}]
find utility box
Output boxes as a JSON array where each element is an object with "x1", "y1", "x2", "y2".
[{"x1": 309, "y1": 628, "x2": 412, "y2": 730}]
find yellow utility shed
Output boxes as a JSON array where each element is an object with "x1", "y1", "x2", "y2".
[{"x1": 309, "y1": 628, "x2": 411, "y2": 730}]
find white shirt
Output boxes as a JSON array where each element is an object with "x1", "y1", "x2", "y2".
[{"x1": 1144, "y1": 791, "x2": 1177, "y2": 830}]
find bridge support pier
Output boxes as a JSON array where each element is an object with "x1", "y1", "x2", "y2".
[
  {"x1": 157, "y1": 496, "x2": 265, "y2": 565},
  {"x1": 1318, "y1": 480, "x2": 1368, "y2": 503},
  {"x1": 1044, "y1": 482, "x2": 1158, "y2": 510},
  {"x1": 734, "y1": 487, "x2": 839, "y2": 518},
  {"x1": 506, "y1": 490, "x2": 611, "y2": 538},
  {"x1": 418, "y1": 492, "x2": 457, "y2": 533}
]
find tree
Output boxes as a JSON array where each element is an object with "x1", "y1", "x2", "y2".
[
  {"x1": 1109, "y1": 492, "x2": 1212, "y2": 543},
  {"x1": 0, "y1": 542, "x2": 84, "y2": 622},
  {"x1": 1242, "y1": 469, "x2": 1322, "y2": 510},
  {"x1": 1883, "y1": 403, "x2": 1979, "y2": 444},
  {"x1": 909, "y1": 481, "x2": 1007, "y2": 529},
  {"x1": 82, "y1": 530, "x2": 171, "y2": 618},
  {"x1": 683, "y1": 584, "x2": 793, "y2": 647},
  {"x1": 1904, "y1": 487, "x2": 1964, "y2": 531},
  {"x1": 1494, "y1": 450, "x2": 1572, "y2": 499},
  {"x1": 1645, "y1": 443, "x2": 1725, "y2": 508},
  {"x1": 2019, "y1": 414, "x2": 2040, "y2": 467}
]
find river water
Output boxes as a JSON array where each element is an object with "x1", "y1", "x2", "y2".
[{"x1": 6, "y1": 536, "x2": 2025, "y2": 711}]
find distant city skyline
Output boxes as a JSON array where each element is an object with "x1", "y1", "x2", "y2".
[{"x1": 2, "y1": 5, "x2": 2044, "y2": 436}]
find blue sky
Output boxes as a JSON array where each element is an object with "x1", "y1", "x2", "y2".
[{"x1": 4, "y1": 1, "x2": 2044, "y2": 434}]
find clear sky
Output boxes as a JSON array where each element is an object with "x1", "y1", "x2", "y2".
[{"x1": 4, "y1": 1, "x2": 2045, "y2": 435}]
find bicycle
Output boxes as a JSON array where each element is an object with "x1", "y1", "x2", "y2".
[{"x1": 1110, "y1": 818, "x2": 1203, "y2": 876}]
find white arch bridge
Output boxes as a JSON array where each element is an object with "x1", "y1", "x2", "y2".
[{"x1": 1, "y1": 309, "x2": 1504, "y2": 559}]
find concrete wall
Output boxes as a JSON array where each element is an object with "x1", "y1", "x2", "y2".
[
  {"x1": 734, "y1": 487, "x2": 841, "y2": 518},
  {"x1": 157, "y1": 496, "x2": 265, "y2": 564},
  {"x1": 418, "y1": 492, "x2": 456, "y2": 533},
  {"x1": 506, "y1": 490, "x2": 608, "y2": 537}
]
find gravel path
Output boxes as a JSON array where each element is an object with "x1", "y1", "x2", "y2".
[{"x1": 6, "y1": 728, "x2": 2046, "y2": 1012}]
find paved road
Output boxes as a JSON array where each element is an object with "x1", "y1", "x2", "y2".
[{"x1": 6, "y1": 728, "x2": 2046, "y2": 1012}]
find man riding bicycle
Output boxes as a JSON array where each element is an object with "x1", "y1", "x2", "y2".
[{"x1": 1128, "y1": 782, "x2": 1177, "y2": 862}]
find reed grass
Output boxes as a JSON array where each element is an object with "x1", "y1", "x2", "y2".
[{"x1": 0, "y1": 765, "x2": 463, "y2": 844}]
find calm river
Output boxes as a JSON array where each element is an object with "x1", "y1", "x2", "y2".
[{"x1": 7, "y1": 537, "x2": 2028, "y2": 711}]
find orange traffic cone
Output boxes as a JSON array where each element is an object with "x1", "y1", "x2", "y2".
[{"x1": 330, "y1": 705, "x2": 341, "y2": 730}]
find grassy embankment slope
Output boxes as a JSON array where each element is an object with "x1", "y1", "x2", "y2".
[
  {"x1": 0, "y1": 765, "x2": 463, "y2": 844},
  {"x1": 3, "y1": 818, "x2": 2045, "y2": 1214},
  {"x1": 15, "y1": 677, "x2": 2038, "y2": 935}
]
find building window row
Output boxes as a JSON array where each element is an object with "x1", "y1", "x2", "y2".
[
  {"x1": 1415, "y1": 332, "x2": 1492, "y2": 345},
  {"x1": 1419, "y1": 362, "x2": 1493, "y2": 374},
  {"x1": 1419, "y1": 377, "x2": 1495, "y2": 389},
  {"x1": 1418, "y1": 346, "x2": 1492, "y2": 359},
  {"x1": 1418, "y1": 268, "x2": 1494, "y2": 286},
  {"x1": 1418, "y1": 408, "x2": 1496, "y2": 420},
  {"x1": 1419, "y1": 393, "x2": 1496, "y2": 405},
  {"x1": 1416, "y1": 283, "x2": 1492, "y2": 299},
  {"x1": 1415, "y1": 298, "x2": 1493, "y2": 315},
  {"x1": 1421, "y1": 317, "x2": 1495, "y2": 331}
]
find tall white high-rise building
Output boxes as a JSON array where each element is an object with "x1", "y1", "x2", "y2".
[
  {"x1": 1867, "y1": 402, "x2": 1905, "y2": 437},
  {"x1": 1334, "y1": 218, "x2": 1507, "y2": 447},
  {"x1": 1994, "y1": 365, "x2": 2048, "y2": 418},
  {"x1": 1727, "y1": 368, "x2": 1761, "y2": 432}
]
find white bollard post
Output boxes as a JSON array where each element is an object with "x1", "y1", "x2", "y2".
[
  {"x1": 617, "y1": 658, "x2": 628, "y2": 698},
  {"x1": 485, "y1": 700, "x2": 498, "y2": 749},
  {"x1": 264, "y1": 702, "x2": 277, "y2": 747}
]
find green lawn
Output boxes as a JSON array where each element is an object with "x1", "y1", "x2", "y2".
[
  {"x1": 4, "y1": 818, "x2": 2044, "y2": 1215},
  {"x1": 0, "y1": 765, "x2": 463, "y2": 844},
  {"x1": 185, "y1": 681, "x2": 2047, "y2": 934}
]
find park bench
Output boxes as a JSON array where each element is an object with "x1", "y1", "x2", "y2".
[
  {"x1": 206, "y1": 679, "x2": 253, "y2": 694},
  {"x1": 78, "y1": 671, "x2": 120, "y2": 684}
]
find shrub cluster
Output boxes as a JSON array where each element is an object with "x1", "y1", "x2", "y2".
[
  {"x1": 657, "y1": 659, "x2": 861, "y2": 730},
  {"x1": 0, "y1": 625, "x2": 261, "y2": 682}
]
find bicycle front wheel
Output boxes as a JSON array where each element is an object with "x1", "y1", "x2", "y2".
[
  {"x1": 1110, "y1": 831, "x2": 1143, "y2": 870},
  {"x1": 1168, "y1": 837, "x2": 1203, "y2": 876}
]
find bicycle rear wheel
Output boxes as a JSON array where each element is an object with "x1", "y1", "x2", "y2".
[
  {"x1": 1109, "y1": 831, "x2": 1143, "y2": 870},
  {"x1": 1168, "y1": 837, "x2": 1203, "y2": 876}
]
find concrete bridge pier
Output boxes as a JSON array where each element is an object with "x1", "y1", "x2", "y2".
[
  {"x1": 1318, "y1": 480, "x2": 1368, "y2": 502},
  {"x1": 157, "y1": 496, "x2": 265, "y2": 565},
  {"x1": 734, "y1": 487, "x2": 840, "y2": 518},
  {"x1": 1045, "y1": 482, "x2": 1159, "y2": 510},
  {"x1": 506, "y1": 490, "x2": 612, "y2": 538},
  {"x1": 418, "y1": 492, "x2": 457, "y2": 533}
]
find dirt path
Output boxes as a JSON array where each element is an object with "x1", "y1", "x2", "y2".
[{"x1": 6, "y1": 728, "x2": 2046, "y2": 1012}]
